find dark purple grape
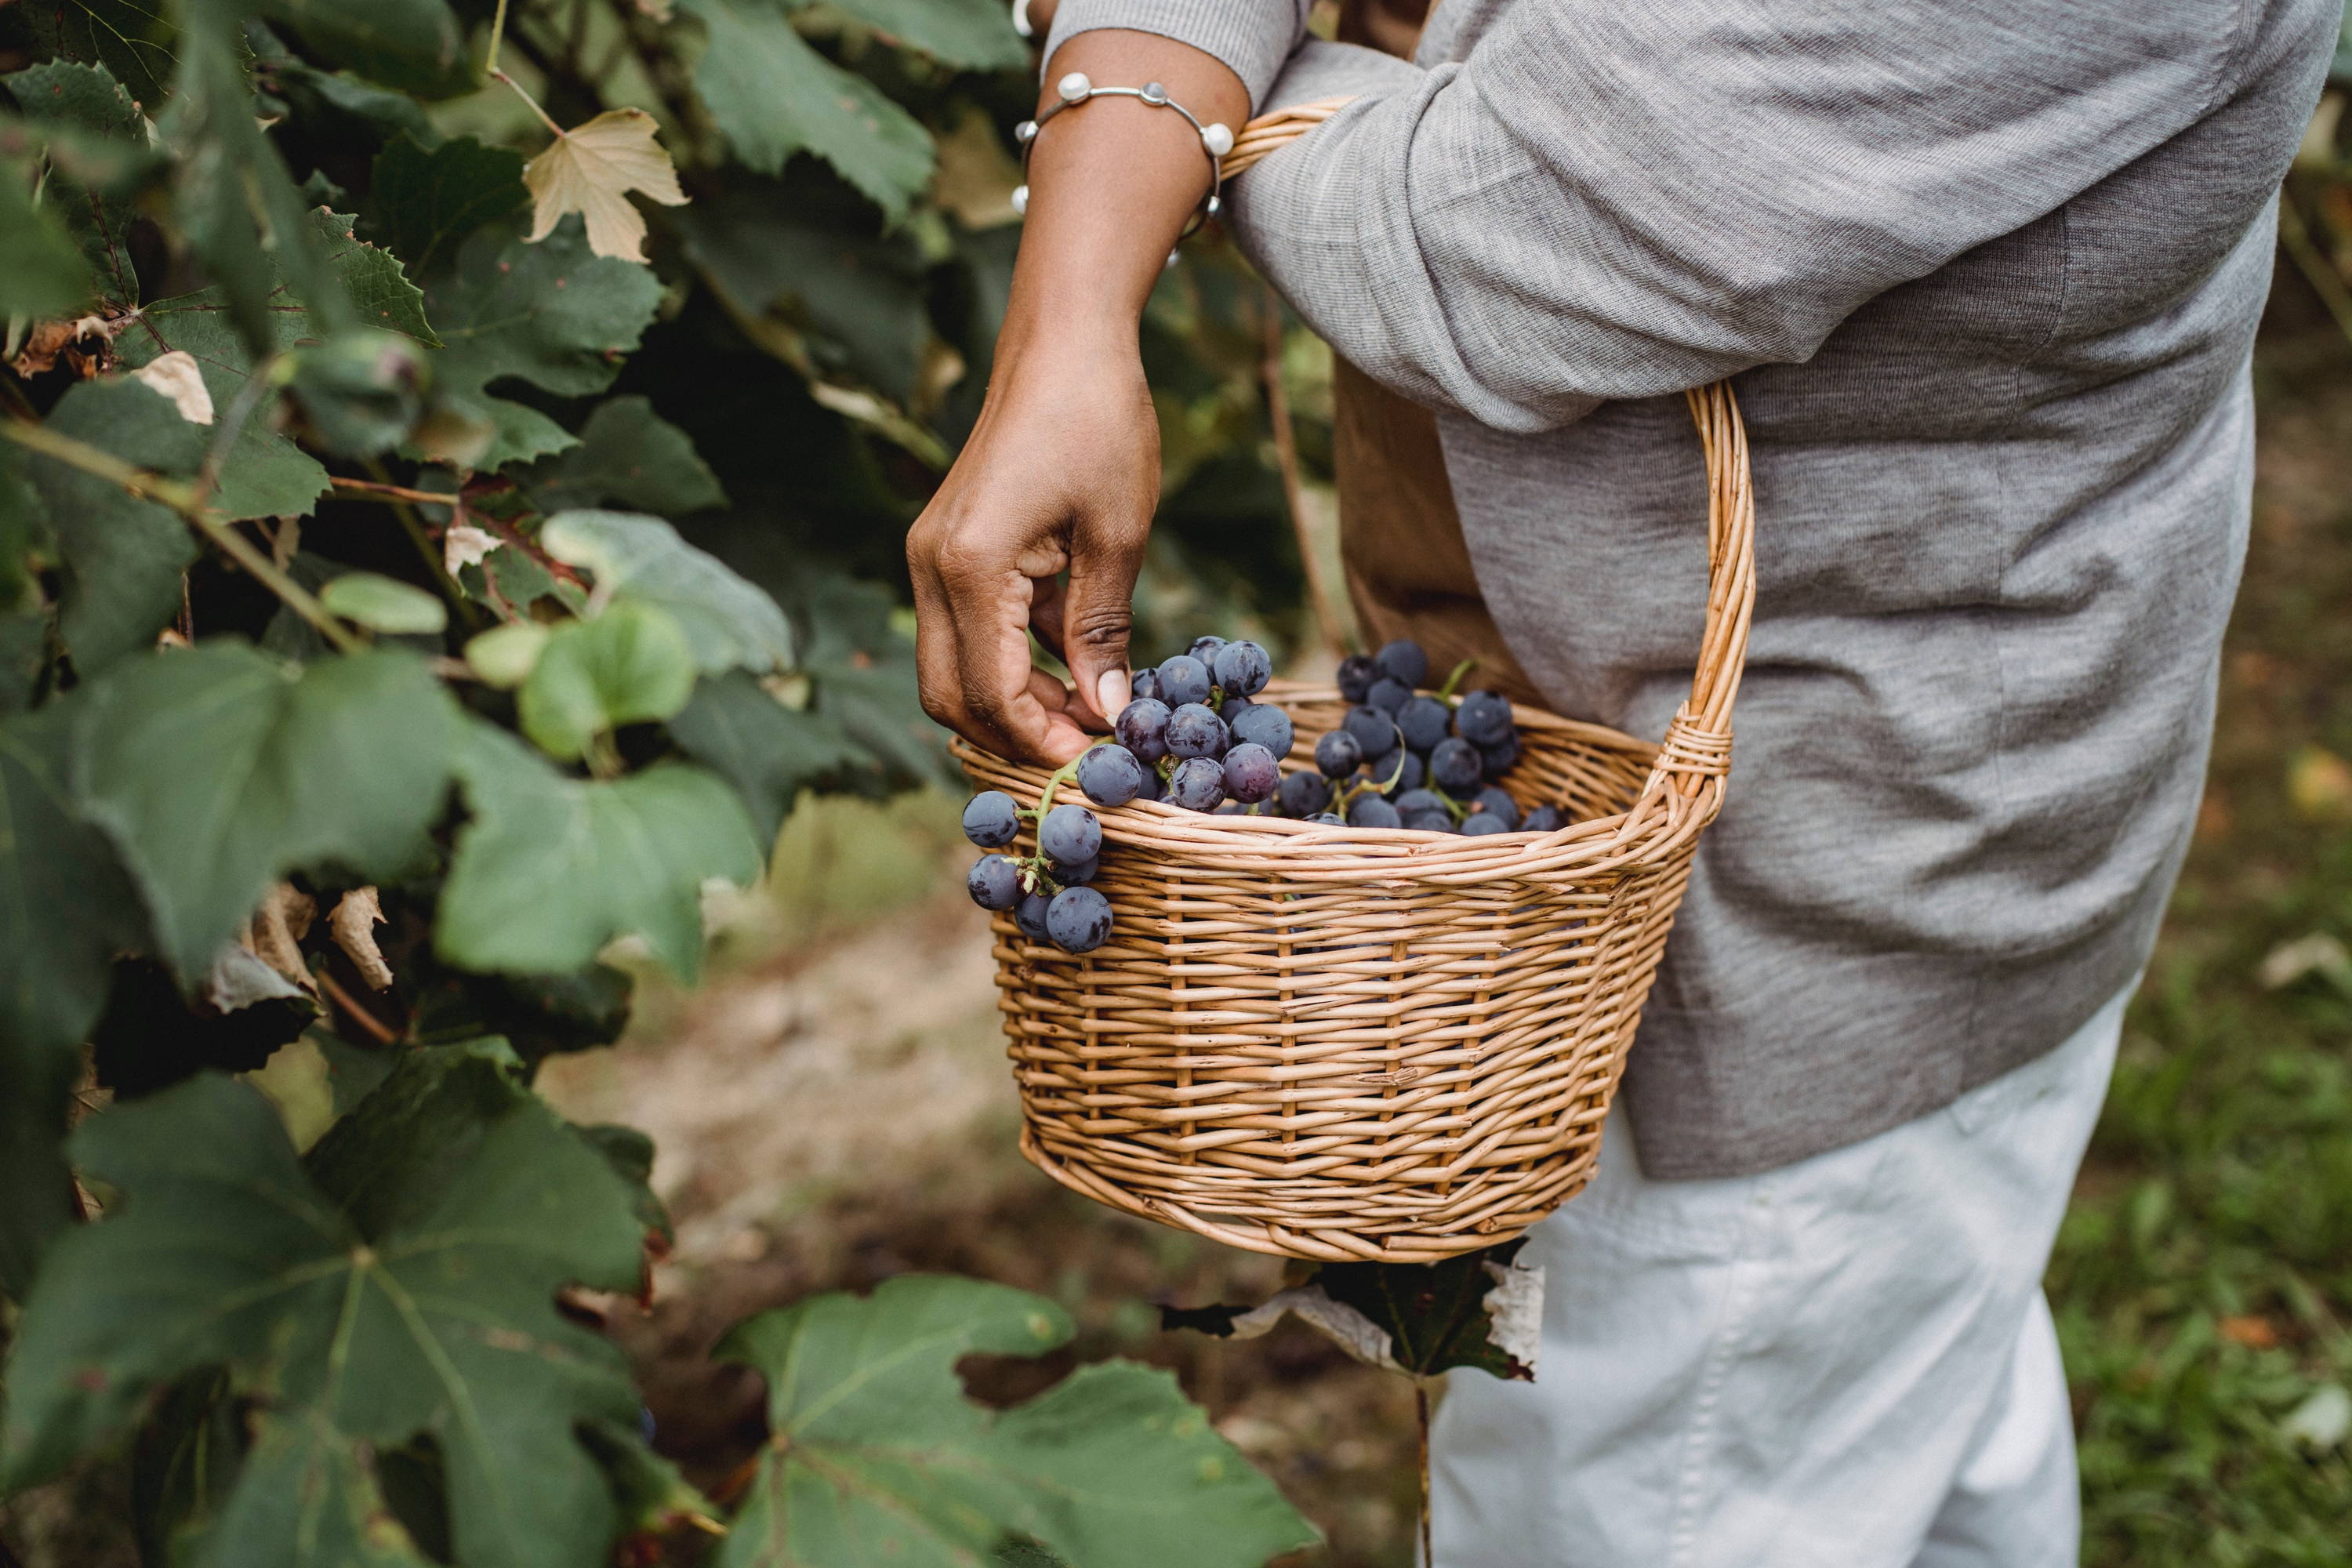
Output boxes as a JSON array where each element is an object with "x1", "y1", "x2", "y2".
[
  {"x1": 1335, "y1": 654, "x2": 1377, "y2": 705},
  {"x1": 1347, "y1": 795, "x2": 1403, "y2": 829},
  {"x1": 1229, "y1": 702, "x2": 1294, "y2": 757},
  {"x1": 1211, "y1": 639, "x2": 1272, "y2": 698},
  {"x1": 1157, "y1": 655, "x2": 1211, "y2": 707},
  {"x1": 1398, "y1": 695, "x2": 1453, "y2": 752},
  {"x1": 1188, "y1": 635, "x2": 1227, "y2": 663},
  {"x1": 962, "y1": 791, "x2": 1021, "y2": 848},
  {"x1": 1279, "y1": 769, "x2": 1332, "y2": 817},
  {"x1": 1367, "y1": 677, "x2": 1412, "y2": 716},
  {"x1": 1130, "y1": 666, "x2": 1163, "y2": 703},
  {"x1": 1077, "y1": 744, "x2": 1148, "y2": 807},
  {"x1": 1521, "y1": 803, "x2": 1565, "y2": 833},
  {"x1": 1431, "y1": 736, "x2": 1484, "y2": 793},
  {"x1": 1394, "y1": 788, "x2": 1449, "y2": 817},
  {"x1": 1402, "y1": 808, "x2": 1454, "y2": 833},
  {"x1": 1223, "y1": 742, "x2": 1279, "y2": 804},
  {"x1": 1342, "y1": 706, "x2": 1401, "y2": 758},
  {"x1": 1166, "y1": 702, "x2": 1230, "y2": 759},
  {"x1": 967, "y1": 855, "x2": 1022, "y2": 910},
  {"x1": 1310, "y1": 811, "x2": 1345, "y2": 824},
  {"x1": 1015, "y1": 891, "x2": 1052, "y2": 941},
  {"x1": 1039, "y1": 803, "x2": 1101, "y2": 866},
  {"x1": 1374, "y1": 638, "x2": 1428, "y2": 689},
  {"x1": 1058, "y1": 856, "x2": 1099, "y2": 884},
  {"x1": 1472, "y1": 786, "x2": 1521, "y2": 829},
  {"x1": 1167, "y1": 756, "x2": 1225, "y2": 811},
  {"x1": 1455, "y1": 689, "x2": 1515, "y2": 746},
  {"x1": 1046, "y1": 886, "x2": 1114, "y2": 953},
  {"x1": 1314, "y1": 728, "x2": 1362, "y2": 779},
  {"x1": 1480, "y1": 734, "x2": 1523, "y2": 775},
  {"x1": 1116, "y1": 698, "x2": 1172, "y2": 764},
  {"x1": 1367, "y1": 749, "x2": 1423, "y2": 796},
  {"x1": 1461, "y1": 812, "x2": 1511, "y2": 836},
  {"x1": 1135, "y1": 767, "x2": 1165, "y2": 803},
  {"x1": 1219, "y1": 694, "x2": 1255, "y2": 724}
]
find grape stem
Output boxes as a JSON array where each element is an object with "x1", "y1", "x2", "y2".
[{"x1": 1434, "y1": 658, "x2": 1477, "y2": 703}]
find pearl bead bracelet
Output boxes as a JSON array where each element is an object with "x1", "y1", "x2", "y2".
[{"x1": 1011, "y1": 74, "x2": 1234, "y2": 260}]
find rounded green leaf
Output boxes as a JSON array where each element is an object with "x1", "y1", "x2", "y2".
[
  {"x1": 517, "y1": 601, "x2": 697, "y2": 760},
  {"x1": 464, "y1": 622, "x2": 551, "y2": 688},
  {"x1": 320, "y1": 572, "x2": 448, "y2": 635}
]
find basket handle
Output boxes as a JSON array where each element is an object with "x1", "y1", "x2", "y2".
[{"x1": 1224, "y1": 103, "x2": 1758, "y2": 802}]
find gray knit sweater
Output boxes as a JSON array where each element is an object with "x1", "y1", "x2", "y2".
[{"x1": 1046, "y1": 0, "x2": 2343, "y2": 1178}]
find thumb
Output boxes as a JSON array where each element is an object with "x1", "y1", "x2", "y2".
[{"x1": 1060, "y1": 517, "x2": 1143, "y2": 725}]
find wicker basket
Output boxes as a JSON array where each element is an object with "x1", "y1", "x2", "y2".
[{"x1": 955, "y1": 386, "x2": 1753, "y2": 1264}]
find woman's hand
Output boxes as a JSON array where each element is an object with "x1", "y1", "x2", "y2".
[{"x1": 906, "y1": 330, "x2": 1156, "y2": 765}]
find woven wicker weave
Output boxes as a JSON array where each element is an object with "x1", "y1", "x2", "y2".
[{"x1": 950, "y1": 102, "x2": 1756, "y2": 1263}]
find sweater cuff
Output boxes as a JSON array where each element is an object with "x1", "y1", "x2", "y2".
[{"x1": 1041, "y1": 1, "x2": 1309, "y2": 111}]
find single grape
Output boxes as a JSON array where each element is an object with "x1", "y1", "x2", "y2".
[
  {"x1": 1223, "y1": 742, "x2": 1279, "y2": 803},
  {"x1": 1167, "y1": 755, "x2": 1226, "y2": 811},
  {"x1": 1374, "y1": 638, "x2": 1429, "y2": 689},
  {"x1": 1461, "y1": 811, "x2": 1511, "y2": 836},
  {"x1": 1219, "y1": 694, "x2": 1255, "y2": 724},
  {"x1": 1368, "y1": 677, "x2": 1414, "y2": 716},
  {"x1": 1521, "y1": 803, "x2": 1565, "y2": 833},
  {"x1": 1431, "y1": 736, "x2": 1485, "y2": 793},
  {"x1": 1015, "y1": 891, "x2": 1053, "y2": 941},
  {"x1": 1455, "y1": 689, "x2": 1515, "y2": 746},
  {"x1": 1314, "y1": 728, "x2": 1363, "y2": 778},
  {"x1": 962, "y1": 790, "x2": 1021, "y2": 848},
  {"x1": 1480, "y1": 733, "x2": 1523, "y2": 775},
  {"x1": 1046, "y1": 886, "x2": 1115, "y2": 953},
  {"x1": 1166, "y1": 702, "x2": 1231, "y2": 759},
  {"x1": 1134, "y1": 767, "x2": 1165, "y2": 803},
  {"x1": 1348, "y1": 794, "x2": 1403, "y2": 829},
  {"x1": 1130, "y1": 666, "x2": 1163, "y2": 703},
  {"x1": 1157, "y1": 655, "x2": 1211, "y2": 707},
  {"x1": 1367, "y1": 748, "x2": 1423, "y2": 796},
  {"x1": 1057, "y1": 856, "x2": 1099, "y2": 884},
  {"x1": 1188, "y1": 634, "x2": 1228, "y2": 663},
  {"x1": 1336, "y1": 654, "x2": 1377, "y2": 704},
  {"x1": 1394, "y1": 788, "x2": 1450, "y2": 817},
  {"x1": 1039, "y1": 803, "x2": 1102, "y2": 866},
  {"x1": 1343, "y1": 705, "x2": 1403, "y2": 759},
  {"x1": 1398, "y1": 695, "x2": 1454, "y2": 752},
  {"x1": 1229, "y1": 702, "x2": 1294, "y2": 757},
  {"x1": 1402, "y1": 808, "x2": 1455, "y2": 833},
  {"x1": 1211, "y1": 639, "x2": 1272, "y2": 698},
  {"x1": 1310, "y1": 811, "x2": 1345, "y2": 825},
  {"x1": 1279, "y1": 769, "x2": 1333, "y2": 816},
  {"x1": 967, "y1": 854, "x2": 1022, "y2": 910},
  {"x1": 1472, "y1": 786, "x2": 1522, "y2": 829},
  {"x1": 1077, "y1": 744, "x2": 1149, "y2": 807},
  {"x1": 1115, "y1": 697, "x2": 1172, "y2": 764}
]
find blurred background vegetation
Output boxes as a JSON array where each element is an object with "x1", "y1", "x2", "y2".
[{"x1": 5, "y1": 4, "x2": 2351, "y2": 1565}]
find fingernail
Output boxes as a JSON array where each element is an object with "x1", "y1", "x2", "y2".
[{"x1": 1098, "y1": 670, "x2": 1131, "y2": 716}]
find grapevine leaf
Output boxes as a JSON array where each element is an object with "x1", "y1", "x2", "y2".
[
  {"x1": 437, "y1": 720, "x2": 761, "y2": 981},
  {"x1": 666, "y1": 670, "x2": 868, "y2": 843},
  {"x1": 367, "y1": 133, "x2": 527, "y2": 280},
  {"x1": 0, "y1": 422, "x2": 56, "y2": 618},
  {"x1": 254, "y1": 0, "x2": 474, "y2": 100},
  {"x1": 827, "y1": 0, "x2": 1029, "y2": 70},
  {"x1": 519, "y1": 396, "x2": 728, "y2": 516},
  {"x1": 676, "y1": 0, "x2": 933, "y2": 219},
  {"x1": 1314, "y1": 1240, "x2": 1539, "y2": 1380},
  {"x1": 24, "y1": 377, "x2": 202, "y2": 676},
  {"x1": 20, "y1": 0, "x2": 176, "y2": 110},
  {"x1": 521, "y1": 107, "x2": 688, "y2": 265},
  {"x1": 252, "y1": 24, "x2": 441, "y2": 148},
  {"x1": 541, "y1": 510, "x2": 794, "y2": 675},
  {"x1": 790, "y1": 571, "x2": 955, "y2": 787},
  {"x1": 0, "y1": 168, "x2": 93, "y2": 318},
  {"x1": 318, "y1": 572, "x2": 448, "y2": 635},
  {"x1": 517, "y1": 601, "x2": 699, "y2": 760},
  {"x1": 70, "y1": 642, "x2": 460, "y2": 982},
  {"x1": 0, "y1": 1041, "x2": 650, "y2": 1568},
  {"x1": 713, "y1": 1275, "x2": 1317, "y2": 1568},
  {"x1": 414, "y1": 216, "x2": 664, "y2": 469},
  {"x1": 409, "y1": 956, "x2": 634, "y2": 1068},
  {"x1": 5, "y1": 60, "x2": 147, "y2": 310}
]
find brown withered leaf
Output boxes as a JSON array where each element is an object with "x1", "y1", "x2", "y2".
[
  {"x1": 243, "y1": 883, "x2": 318, "y2": 993},
  {"x1": 329, "y1": 885, "x2": 394, "y2": 989},
  {"x1": 523, "y1": 107, "x2": 688, "y2": 264}
]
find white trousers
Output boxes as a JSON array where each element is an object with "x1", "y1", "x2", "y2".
[{"x1": 1430, "y1": 985, "x2": 2127, "y2": 1568}]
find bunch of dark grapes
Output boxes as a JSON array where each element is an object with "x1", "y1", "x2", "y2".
[{"x1": 964, "y1": 634, "x2": 1577, "y2": 954}]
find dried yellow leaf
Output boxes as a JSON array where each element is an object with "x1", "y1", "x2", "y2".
[
  {"x1": 243, "y1": 883, "x2": 318, "y2": 993},
  {"x1": 524, "y1": 107, "x2": 688, "y2": 264},
  {"x1": 130, "y1": 350, "x2": 217, "y2": 424},
  {"x1": 330, "y1": 886, "x2": 395, "y2": 990}
]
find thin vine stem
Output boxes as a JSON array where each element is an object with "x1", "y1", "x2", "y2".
[
  {"x1": 486, "y1": 0, "x2": 512, "y2": 76},
  {"x1": 0, "y1": 419, "x2": 366, "y2": 656},
  {"x1": 330, "y1": 476, "x2": 463, "y2": 506}
]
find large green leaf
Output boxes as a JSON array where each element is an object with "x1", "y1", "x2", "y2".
[
  {"x1": 0, "y1": 1042, "x2": 650, "y2": 1568},
  {"x1": 0, "y1": 445, "x2": 49, "y2": 617},
  {"x1": 0, "y1": 168, "x2": 90, "y2": 321},
  {"x1": 520, "y1": 396, "x2": 728, "y2": 516},
  {"x1": 517, "y1": 601, "x2": 699, "y2": 761},
  {"x1": 677, "y1": 0, "x2": 934, "y2": 219},
  {"x1": 25, "y1": 377, "x2": 203, "y2": 676},
  {"x1": 71, "y1": 642, "x2": 459, "y2": 981},
  {"x1": 416, "y1": 216, "x2": 663, "y2": 469},
  {"x1": 5, "y1": 60, "x2": 145, "y2": 309},
  {"x1": 256, "y1": 0, "x2": 474, "y2": 100},
  {"x1": 437, "y1": 720, "x2": 761, "y2": 981},
  {"x1": 713, "y1": 1276, "x2": 1317, "y2": 1568},
  {"x1": 541, "y1": 510, "x2": 794, "y2": 675},
  {"x1": 828, "y1": 0, "x2": 1029, "y2": 69},
  {"x1": 252, "y1": 24, "x2": 440, "y2": 149},
  {"x1": 667, "y1": 670, "x2": 868, "y2": 843},
  {"x1": 367, "y1": 133, "x2": 527, "y2": 280},
  {"x1": 20, "y1": 0, "x2": 176, "y2": 109}
]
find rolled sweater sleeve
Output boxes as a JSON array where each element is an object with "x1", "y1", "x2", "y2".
[
  {"x1": 1042, "y1": 0, "x2": 1316, "y2": 110},
  {"x1": 1225, "y1": 0, "x2": 2257, "y2": 431}
]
